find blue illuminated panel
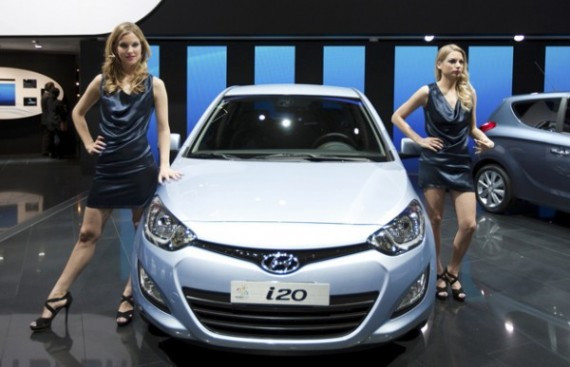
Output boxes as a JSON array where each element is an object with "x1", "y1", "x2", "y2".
[
  {"x1": 323, "y1": 46, "x2": 365, "y2": 91},
  {"x1": 544, "y1": 46, "x2": 570, "y2": 92},
  {"x1": 0, "y1": 80, "x2": 16, "y2": 106},
  {"x1": 187, "y1": 46, "x2": 227, "y2": 134},
  {"x1": 255, "y1": 46, "x2": 295, "y2": 84},
  {"x1": 147, "y1": 45, "x2": 160, "y2": 161},
  {"x1": 393, "y1": 46, "x2": 438, "y2": 173},
  {"x1": 468, "y1": 46, "x2": 513, "y2": 127}
]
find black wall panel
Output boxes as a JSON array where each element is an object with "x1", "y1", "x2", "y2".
[
  {"x1": 295, "y1": 43, "x2": 323, "y2": 85},
  {"x1": 159, "y1": 42, "x2": 187, "y2": 140},
  {"x1": 227, "y1": 44, "x2": 254, "y2": 87},
  {"x1": 513, "y1": 42, "x2": 547, "y2": 95},
  {"x1": 139, "y1": 0, "x2": 570, "y2": 37}
]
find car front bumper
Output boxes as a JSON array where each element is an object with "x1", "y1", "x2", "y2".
[{"x1": 132, "y1": 226, "x2": 435, "y2": 352}]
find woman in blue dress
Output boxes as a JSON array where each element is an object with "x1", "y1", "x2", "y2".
[
  {"x1": 392, "y1": 44, "x2": 494, "y2": 302},
  {"x1": 30, "y1": 22, "x2": 181, "y2": 331}
]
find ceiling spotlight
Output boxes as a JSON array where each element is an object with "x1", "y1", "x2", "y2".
[
  {"x1": 514, "y1": 35, "x2": 525, "y2": 42},
  {"x1": 424, "y1": 35, "x2": 435, "y2": 42}
]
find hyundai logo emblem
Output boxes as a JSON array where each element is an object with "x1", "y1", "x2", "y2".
[{"x1": 261, "y1": 252, "x2": 300, "y2": 274}]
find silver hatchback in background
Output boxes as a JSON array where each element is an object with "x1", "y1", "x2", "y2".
[
  {"x1": 473, "y1": 92, "x2": 570, "y2": 213},
  {"x1": 132, "y1": 84, "x2": 435, "y2": 352}
]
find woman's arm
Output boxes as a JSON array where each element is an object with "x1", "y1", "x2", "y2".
[
  {"x1": 468, "y1": 91, "x2": 494, "y2": 153},
  {"x1": 391, "y1": 85, "x2": 443, "y2": 152},
  {"x1": 153, "y1": 77, "x2": 182, "y2": 183},
  {"x1": 71, "y1": 74, "x2": 106, "y2": 155}
]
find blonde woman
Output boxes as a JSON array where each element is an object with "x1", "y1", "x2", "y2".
[
  {"x1": 392, "y1": 44, "x2": 494, "y2": 302},
  {"x1": 30, "y1": 22, "x2": 181, "y2": 331}
]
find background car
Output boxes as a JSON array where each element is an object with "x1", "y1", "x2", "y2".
[
  {"x1": 473, "y1": 92, "x2": 570, "y2": 214},
  {"x1": 132, "y1": 84, "x2": 435, "y2": 353}
]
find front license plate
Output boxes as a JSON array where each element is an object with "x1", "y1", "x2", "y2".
[{"x1": 231, "y1": 281, "x2": 330, "y2": 306}]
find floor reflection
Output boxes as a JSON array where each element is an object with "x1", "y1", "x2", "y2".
[
  {"x1": 0, "y1": 162, "x2": 569, "y2": 366},
  {"x1": 0, "y1": 192, "x2": 43, "y2": 231},
  {"x1": 0, "y1": 156, "x2": 90, "y2": 233},
  {"x1": 30, "y1": 329, "x2": 81, "y2": 367}
]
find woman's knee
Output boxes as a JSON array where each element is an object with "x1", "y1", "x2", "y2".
[
  {"x1": 458, "y1": 219, "x2": 477, "y2": 235},
  {"x1": 78, "y1": 226, "x2": 101, "y2": 243},
  {"x1": 429, "y1": 214, "x2": 443, "y2": 229}
]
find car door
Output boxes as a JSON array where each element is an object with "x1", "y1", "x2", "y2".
[
  {"x1": 510, "y1": 97, "x2": 570, "y2": 210},
  {"x1": 543, "y1": 98, "x2": 570, "y2": 207}
]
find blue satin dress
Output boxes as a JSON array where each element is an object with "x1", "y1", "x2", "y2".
[
  {"x1": 418, "y1": 83, "x2": 474, "y2": 192},
  {"x1": 86, "y1": 75, "x2": 158, "y2": 208}
]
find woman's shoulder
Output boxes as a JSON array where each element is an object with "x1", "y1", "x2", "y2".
[
  {"x1": 151, "y1": 76, "x2": 166, "y2": 94},
  {"x1": 414, "y1": 85, "x2": 430, "y2": 104},
  {"x1": 420, "y1": 84, "x2": 432, "y2": 93},
  {"x1": 151, "y1": 75, "x2": 164, "y2": 88}
]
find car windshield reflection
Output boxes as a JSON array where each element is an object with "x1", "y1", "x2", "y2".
[{"x1": 186, "y1": 95, "x2": 388, "y2": 162}]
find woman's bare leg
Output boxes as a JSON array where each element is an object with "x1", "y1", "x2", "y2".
[
  {"x1": 31, "y1": 207, "x2": 112, "y2": 326},
  {"x1": 116, "y1": 207, "x2": 144, "y2": 323},
  {"x1": 447, "y1": 190, "x2": 477, "y2": 298},
  {"x1": 423, "y1": 188, "x2": 447, "y2": 296}
]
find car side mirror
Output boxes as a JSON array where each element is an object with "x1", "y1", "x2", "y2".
[
  {"x1": 170, "y1": 133, "x2": 181, "y2": 151},
  {"x1": 399, "y1": 137, "x2": 421, "y2": 158}
]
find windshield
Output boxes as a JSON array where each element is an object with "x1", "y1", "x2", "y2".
[{"x1": 187, "y1": 94, "x2": 388, "y2": 162}]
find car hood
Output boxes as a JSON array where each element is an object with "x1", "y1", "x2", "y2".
[{"x1": 159, "y1": 159, "x2": 415, "y2": 226}]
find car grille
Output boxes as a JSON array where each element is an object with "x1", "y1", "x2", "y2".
[
  {"x1": 193, "y1": 240, "x2": 371, "y2": 273},
  {"x1": 183, "y1": 288, "x2": 378, "y2": 339}
]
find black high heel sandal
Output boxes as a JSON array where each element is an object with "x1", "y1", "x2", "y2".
[
  {"x1": 445, "y1": 269, "x2": 466, "y2": 302},
  {"x1": 436, "y1": 272, "x2": 449, "y2": 300},
  {"x1": 116, "y1": 294, "x2": 135, "y2": 327},
  {"x1": 30, "y1": 292, "x2": 73, "y2": 332}
]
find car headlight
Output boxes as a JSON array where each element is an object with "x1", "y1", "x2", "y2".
[
  {"x1": 367, "y1": 199, "x2": 425, "y2": 255},
  {"x1": 144, "y1": 196, "x2": 196, "y2": 251}
]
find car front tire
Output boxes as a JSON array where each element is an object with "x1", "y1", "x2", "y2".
[{"x1": 475, "y1": 164, "x2": 514, "y2": 213}]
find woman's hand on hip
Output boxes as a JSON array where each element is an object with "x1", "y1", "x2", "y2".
[
  {"x1": 86, "y1": 136, "x2": 106, "y2": 155},
  {"x1": 418, "y1": 137, "x2": 444, "y2": 152}
]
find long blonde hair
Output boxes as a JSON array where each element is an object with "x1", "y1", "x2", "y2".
[
  {"x1": 435, "y1": 44, "x2": 474, "y2": 111},
  {"x1": 102, "y1": 22, "x2": 151, "y2": 95}
]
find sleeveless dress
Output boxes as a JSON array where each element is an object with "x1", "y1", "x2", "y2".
[
  {"x1": 86, "y1": 76, "x2": 158, "y2": 208},
  {"x1": 418, "y1": 83, "x2": 474, "y2": 192}
]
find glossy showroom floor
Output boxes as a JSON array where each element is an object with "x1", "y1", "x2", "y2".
[{"x1": 0, "y1": 157, "x2": 569, "y2": 366}]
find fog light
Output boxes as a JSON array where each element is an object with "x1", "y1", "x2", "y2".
[
  {"x1": 393, "y1": 268, "x2": 429, "y2": 316},
  {"x1": 138, "y1": 264, "x2": 170, "y2": 313}
]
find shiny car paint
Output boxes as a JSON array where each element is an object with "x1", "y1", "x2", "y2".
[
  {"x1": 473, "y1": 92, "x2": 570, "y2": 213},
  {"x1": 132, "y1": 84, "x2": 436, "y2": 352}
]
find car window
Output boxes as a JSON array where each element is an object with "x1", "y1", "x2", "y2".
[
  {"x1": 187, "y1": 95, "x2": 388, "y2": 161},
  {"x1": 512, "y1": 98, "x2": 560, "y2": 132}
]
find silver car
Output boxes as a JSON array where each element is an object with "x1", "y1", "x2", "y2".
[
  {"x1": 473, "y1": 92, "x2": 570, "y2": 213},
  {"x1": 132, "y1": 84, "x2": 435, "y2": 352}
]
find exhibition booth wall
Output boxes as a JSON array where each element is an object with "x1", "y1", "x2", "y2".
[{"x1": 0, "y1": 52, "x2": 77, "y2": 155}]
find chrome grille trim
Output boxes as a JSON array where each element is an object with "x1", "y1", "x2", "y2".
[{"x1": 192, "y1": 240, "x2": 371, "y2": 271}]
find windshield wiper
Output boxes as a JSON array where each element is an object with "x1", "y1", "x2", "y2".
[
  {"x1": 255, "y1": 153, "x2": 374, "y2": 162},
  {"x1": 188, "y1": 152, "x2": 241, "y2": 160}
]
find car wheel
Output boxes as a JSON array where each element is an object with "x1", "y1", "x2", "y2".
[{"x1": 475, "y1": 164, "x2": 514, "y2": 213}]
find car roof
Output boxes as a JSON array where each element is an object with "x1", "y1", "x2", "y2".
[
  {"x1": 504, "y1": 91, "x2": 570, "y2": 102},
  {"x1": 224, "y1": 84, "x2": 361, "y2": 98}
]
